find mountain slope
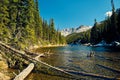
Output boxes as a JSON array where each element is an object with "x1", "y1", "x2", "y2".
[
  {"x1": 61, "y1": 25, "x2": 91, "y2": 37},
  {"x1": 66, "y1": 29, "x2": 91, "y2": 44}
]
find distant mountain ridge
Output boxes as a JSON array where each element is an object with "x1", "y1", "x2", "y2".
[{"x1": 61, "y1": 25, "x2": 91, "y2": 36}]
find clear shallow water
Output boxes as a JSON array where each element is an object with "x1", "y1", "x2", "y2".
[{"x1": 26, "y1": 45, "x2": 120, "y2": 80}]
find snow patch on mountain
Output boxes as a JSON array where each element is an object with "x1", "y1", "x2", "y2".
[{"x1": 61, "y1": 25, "x2": 91, "y2": 36}]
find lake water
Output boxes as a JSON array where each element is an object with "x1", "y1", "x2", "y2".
[{"x1": 26, "y1": 45, "x2": 120, "y2": 80}]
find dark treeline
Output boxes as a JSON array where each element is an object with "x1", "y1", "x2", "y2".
[
  {"x1": 90, "y1": 0, "x2": 120, "y2": 44},
  {"x1": 67, "y1": 0, "x2": 120, "y2": 45},
  {"x1": 0, "y1": 0, "x2": 66, "y2": 49}
]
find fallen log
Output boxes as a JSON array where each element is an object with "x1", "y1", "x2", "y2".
[
  {"x1": 39, "y1": 54, "x2": 45, "y2": 57},
  {"x1": 24, "y1": 50, "x2": 39, "y2": 57},
  {"x1": 64, "y1": 69, "x2": 116, "y2": 80},
  {"x1": 34, "y1": 54, "x2": 45, "y2": 60},
  {"x1": 96, "y1": 64, "x2": 120, "y2": 73},
  {"x1": 0, "y1": 41, "x2": 79, "y2": 79},
  {"x1": 34, "y1": 57, "x2": 81, "y2": 79},
  {"x1": 2, "y1": 41, "x2": 117, "y2": 79},
  {"x1": 34, "y1": 55, "x2": 40, "y2": 60},
  {"x1": 14, "y1": 63, "x2": 34, "y2": 80},
  {"x1": 0, "y1": 41, "x2": 76, "y2": 78}
]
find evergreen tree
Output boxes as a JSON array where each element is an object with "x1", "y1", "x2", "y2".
[
  {"x1": 34, "y1": 0, "x2": 42, "y2": 39},
  {"x1": 49, "y1": 19, "x2": 55, "y2": 44},
  {"x1": 56, "y1": 29, "x2": 60, "y2": 44},
  {"x1": 110, "y1": 0, "x2": 118, "y2": 41},
  {"x1": 0, "y1": 0, "x2": 10, "y2": 42},
  {"x1": 8, "y1": 0, "x2": 18, "y2": 38},
  {"x1": 42, "y1": 20, "x2": 48, "y2": 40},
  {"x1": 91, "y1": 19, "x2": 98, "y2": 44},
  {"x1": 117, "y1": 8, "x2": 120, "y2": 41},
  {"x1": 0, "y1": 0, "x2": 66, "y2": 49}
]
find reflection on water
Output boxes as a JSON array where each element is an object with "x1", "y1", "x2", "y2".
[{"x1": 27, "y1": 45, "x2": 120, "y2": 80}]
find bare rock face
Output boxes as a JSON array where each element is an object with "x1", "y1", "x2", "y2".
[{"x1": 61, "y1": 25, "x2": 91, "y2": 36}]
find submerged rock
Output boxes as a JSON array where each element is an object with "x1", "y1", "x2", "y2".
[{"x1": 87, "y1": 51, "x2": 95, "y2": 57}]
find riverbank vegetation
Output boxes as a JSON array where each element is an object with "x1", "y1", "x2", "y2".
[
  {"x1": 0, "y1": 0, "x2": 66, "y2": 50},
  {"x1": 66, "y1": 0, "x2": 120, "y2": 45}
]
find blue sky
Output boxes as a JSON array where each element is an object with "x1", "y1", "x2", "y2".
[{"x1": 38, "y1": 0, "x2": 120, "y2": 30}]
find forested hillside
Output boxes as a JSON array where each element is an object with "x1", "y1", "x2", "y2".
[
  {"x1": 90, "y1": 0, "x2": 120, "y2": 44},
  {"x1": 66, "y1": 0, "x2": 120, "y2": 45},
  {"x1": 0, "y1": 0, "x2": 66, "y2": 49},
  {"x1": 66, "y1": 29, "x2": 91, "y2": 44}
]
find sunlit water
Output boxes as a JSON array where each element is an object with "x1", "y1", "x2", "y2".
[{"x1": 26, "y1": 45, "x2": 120, "y2": 80}]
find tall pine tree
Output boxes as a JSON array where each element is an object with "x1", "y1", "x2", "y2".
[{"x1": 0, "y1": 0, "x2": 10, "y2": 42}]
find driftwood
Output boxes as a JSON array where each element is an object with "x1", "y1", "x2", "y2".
[
  {"x1": 96, "y1": 64, "x2": 120, "y2": 73},
  {"x1": 0, "y1": 41, "x2": 119, "y2": 79},
  {"x1": 45, "y1": 49, "x2": 51, "y2": 55},
  {"x1": 25, "y1": 50, "x2": 47, "y2": 58},
  {"x1": 0, "y1": 41, "x2": 79, "y2": 79},
  {"x1": 24, "y1": 50, "x2": 38, "y2": 57},
  {"x1": 34, "y1": 54, "x2": 45, "y2": 60},
  {"x1": 14, "y1": 63, "x2": 34, "y2": 80},
  {"x1": 34, "y1": 58, "x2": 80, "y2": 79},
  {"x1": 64, "y1": 69, "x2": 116, "y2": 80}
]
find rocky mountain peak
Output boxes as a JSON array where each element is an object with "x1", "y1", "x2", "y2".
[{"x1": 61, "y1": 25, "x2": 91, "y2": 37}]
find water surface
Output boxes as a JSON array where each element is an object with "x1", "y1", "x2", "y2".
[{"x1": 26, "y1": 45, "x2": 120, "y2": 80}]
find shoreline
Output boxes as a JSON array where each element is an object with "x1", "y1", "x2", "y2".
[
  {"x1": 28, "y1": 44, "x2": 68, "y2": 51},
  {"x1": 38, "y1": 44, "x2": 67, "y2": 48}
]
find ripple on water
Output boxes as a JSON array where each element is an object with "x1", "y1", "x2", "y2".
[{"x1": 30, "y1": 45, "x2": 120, "y2": 79}]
